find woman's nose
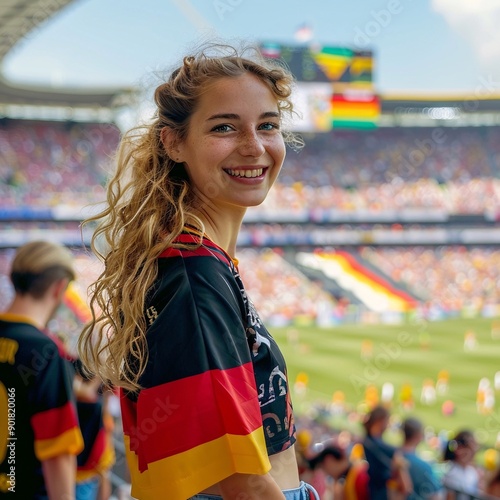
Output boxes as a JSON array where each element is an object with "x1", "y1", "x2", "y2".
[{"x1": 238, "y1": 130, "x2": 265, "y2": 157}]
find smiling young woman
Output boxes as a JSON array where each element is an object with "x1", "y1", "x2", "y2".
[
  {"x1": 79, "y1": 42, "x2": 318, "y2": 500},
  {"x1": 169, "y1": 73, "x2": 286, "y2": 219}
]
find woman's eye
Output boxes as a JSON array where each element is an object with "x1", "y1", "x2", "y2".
[
  {"x1": 260, "y1": 122, "x2": 280, "y2": 131},
  {"x1": 211, "y1": 124, "x2": 233, "y2": 133}
]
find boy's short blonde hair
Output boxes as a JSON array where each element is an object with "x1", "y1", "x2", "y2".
[{"x1": 10, "y1": 241, "x2": 75, "y2": 298}]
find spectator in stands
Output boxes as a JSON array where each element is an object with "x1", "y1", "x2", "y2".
[
  {"x1": 401, "y1": 417, "x2": 442, "y2": 500},
  {"x1": 73, "y1": 359, "x2": 115, "y2": 500},
  {"x1": 79, "y1": 43, "x2": 320, "y2": 500},
  {"x1": 0, "y1": 240, "x2": 84, "y2": 498},
  {"x1": 485, "y1": 466, "x2": 500, "y2": 498},
  {"x1": 362, "y1": 405, "x2": 413, "y2": 500},
  {"x1": 442, "y1": 430, "x2": 481, "y2": 500},
  {"x1": 307, "y1": 444, "x2": 370, "y2": 500}
]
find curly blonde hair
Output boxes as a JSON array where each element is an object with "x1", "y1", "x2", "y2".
[{"x1": 78, "y1": 43, "x2": 298, "y2": 392}]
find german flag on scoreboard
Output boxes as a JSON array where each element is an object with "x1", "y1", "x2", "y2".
[
  {"x1": 260, "y1": 43, "x2": 380, "y2": 130},
  {"x1": 332, "y1": 93, "x2": 380, "y2": 129}
]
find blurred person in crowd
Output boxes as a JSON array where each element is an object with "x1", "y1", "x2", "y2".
[
  {"x1": 401, "y1": 417, "x2": 442, "y2": 500},
  {"x1": 485, "y1": 466, "x2": 500, "y2": 498},
  {"x1": 307, "y1": 444, "x2": 370, "y2": 500},
  {"x1": 442, "y1": 430, "x2": 481, "y2": 500},
  {"x1": 299, "y1": 454, "x2": 329, "y2": 499},
  {"x1": 363, "y1": 405, "x2": 413, "y2": 500},
  {"x1": 73, "y1": 360, "x2": 115, "y2": 500},
  {"x1": 96, "y1": 389, "x2": 116, "y2": 500},
  {"x1": 0, "y1": 240, "x2": 84, "y2": 499},
  {"x1": 295, "y1": 429, "x2": 315, "y2": 479},
  {"x1": 79, "y1": 42, "x2": 320, "y2": 500}
]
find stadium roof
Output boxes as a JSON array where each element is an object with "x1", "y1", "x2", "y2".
[
  {"x1": 380, "y1": 93, "x2": 500, "y2": 113},
  {"x1": 0, "y1": 75, "x2": 135, "y2": 108},
  {"x1": 0, "y1": 0, "x2": 134, "y2": 109},
  {"x1": 0, "y1": 0, "x2": 75, "y2": 60}
]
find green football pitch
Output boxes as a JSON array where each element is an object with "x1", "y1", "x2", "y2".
[{"x1": 270, "y1": 316, "x2": 500, "y2": 450}]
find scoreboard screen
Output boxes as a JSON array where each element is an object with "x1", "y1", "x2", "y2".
[
  {"x1": 260, "y1": 44, "x2": 374, "y2": 85},
  {"x1": 260, "y1": 43, "x2": 380, "y2": 130}
]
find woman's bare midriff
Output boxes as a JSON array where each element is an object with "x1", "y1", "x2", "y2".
[{"x1": 199, "y1": 444, "x2": 300, "y2": 495}]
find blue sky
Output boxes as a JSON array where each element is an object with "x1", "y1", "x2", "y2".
[{"x1": 2, "y1": 0, "x2": 500, "y2": 95}]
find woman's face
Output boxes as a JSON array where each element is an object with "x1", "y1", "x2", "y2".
[
  {"x1": 456, "y1": 437, "x2": 478, "y2": 464},
  {"x1": 176, "y1": 72, "x2": 286, "y2": 214}
]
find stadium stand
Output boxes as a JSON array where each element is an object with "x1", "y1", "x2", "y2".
[
  {"x1": 2, "y1": 124, "x2": 499, "y2": 216},
  {"x1": 360, "y1": 246, "x2": 500, "y2": 316},
  {"x1": 0, "y1": 118, "x2": 120, "y2": 208},
  {"x1": 251, "y1": 126, "x2": 500, "y2": 219},
  {"x1": 3, "y1": 116, "x2": 500, "y2": 321}
]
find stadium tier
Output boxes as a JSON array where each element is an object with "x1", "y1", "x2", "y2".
[
  {"x1": 1, "y1": 118, "x2": 500, "y2": 223},
  {"x1": 0, "y1": 118, "x2": 120, "y2": 214},
  {"x1": 1, "y1": 244, "x2": 500, "y2": 341},
  {"x1": 1, "y1": 112, "x2": 500, "y2": 325}
]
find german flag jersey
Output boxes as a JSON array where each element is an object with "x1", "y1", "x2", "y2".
[
  {"x1": 73, "y1": 359, "x2": 115, "y2": 483},
  {"x1": 121, "y1": 230, "x2": 296, "y2": 500},
  {"x1": 76, "y1": 397, "x2": 115, "y2": 482},
  {"x1": 0, "y1": 314, "x2": 84, "y2": 498}
]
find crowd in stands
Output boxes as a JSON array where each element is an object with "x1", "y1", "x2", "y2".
[
  {"x1": 360, "y1": 246, "x2": 500, "y2": 315},
  {"x1": 252, "y1": 178, "x2": 500, "y2": 218},
  {"x1": 2, "y1": 243, "x2": 500, "y2": 337},
  {"x1": 294, "y1": 404, "x2": 500, "y2": 499},
  {"x1": 237, "y1": 248, "x2": 338, "y2": 324},
  {"x1": 1, "y1": 119, "x2": 500, "y2": 216},
  {"x1": 284, "y1": 127, "x2": 500, "y2": 186},
  {"x1": 0, "y1": 118, "x2": 120, "y2": 208},
  {"x1": 250, "y1": 126, "x2": 500, "y2": 217}
]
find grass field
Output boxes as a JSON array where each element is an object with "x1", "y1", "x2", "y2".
[{"x1": 270, "y1": 316, "x2": 500, "y2": 449}]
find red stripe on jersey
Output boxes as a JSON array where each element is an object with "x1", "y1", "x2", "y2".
[
  {"x1": 120, "y1": 391, "x2": 137, "y2": 443},
  {"x1": 122, "y1": 362, "x2": 262, "y2": 472},
  {"x1": 77, "y1": 427, "x2": 107, "y2": 471},
  {"x1": 31, "y1": 400, "x2": 79, "y2": 440},
  {"x1": 159, "y1": 233, "x2": 232, "y2": 267},
  {"x1": 159, "y1": 245, "x2": 223, "y2": 262}
]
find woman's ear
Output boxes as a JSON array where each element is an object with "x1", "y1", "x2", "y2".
[{"x1": 160, "y1": 127, "x2": 183, "y2": 162}]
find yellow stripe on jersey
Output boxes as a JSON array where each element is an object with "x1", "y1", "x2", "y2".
[
  {"x1": 35, "y1": 427, "x2": 84, "y2": 461},
  {"x1": 124, "y1": 428, "x2": 271, "y2": 500}
]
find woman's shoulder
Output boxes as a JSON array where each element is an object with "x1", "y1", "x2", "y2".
[
  {"x1": 159, "y1": 231, "x2": 233, "y2": 268},
  {"x1": 157, "y1": 241, "x2": 234, "y2": 282},
  {"x1": 149, "y1": 240, "x2": 242, "y2": 317}
]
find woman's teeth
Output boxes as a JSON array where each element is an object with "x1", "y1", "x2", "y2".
[{"x1": 226, "y1": 168, "x2": 263, "y2": 178}]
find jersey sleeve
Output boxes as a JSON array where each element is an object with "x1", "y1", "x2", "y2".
[
  {"x1": 121, "y1": 254, "x2": 271, "y2": 500},
  {"x1": 76, "y1": 398, "x2": 115, "y2": 481},
  {"x1": 30, "y1": 339, "x2": 84, "y2": 461}
]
